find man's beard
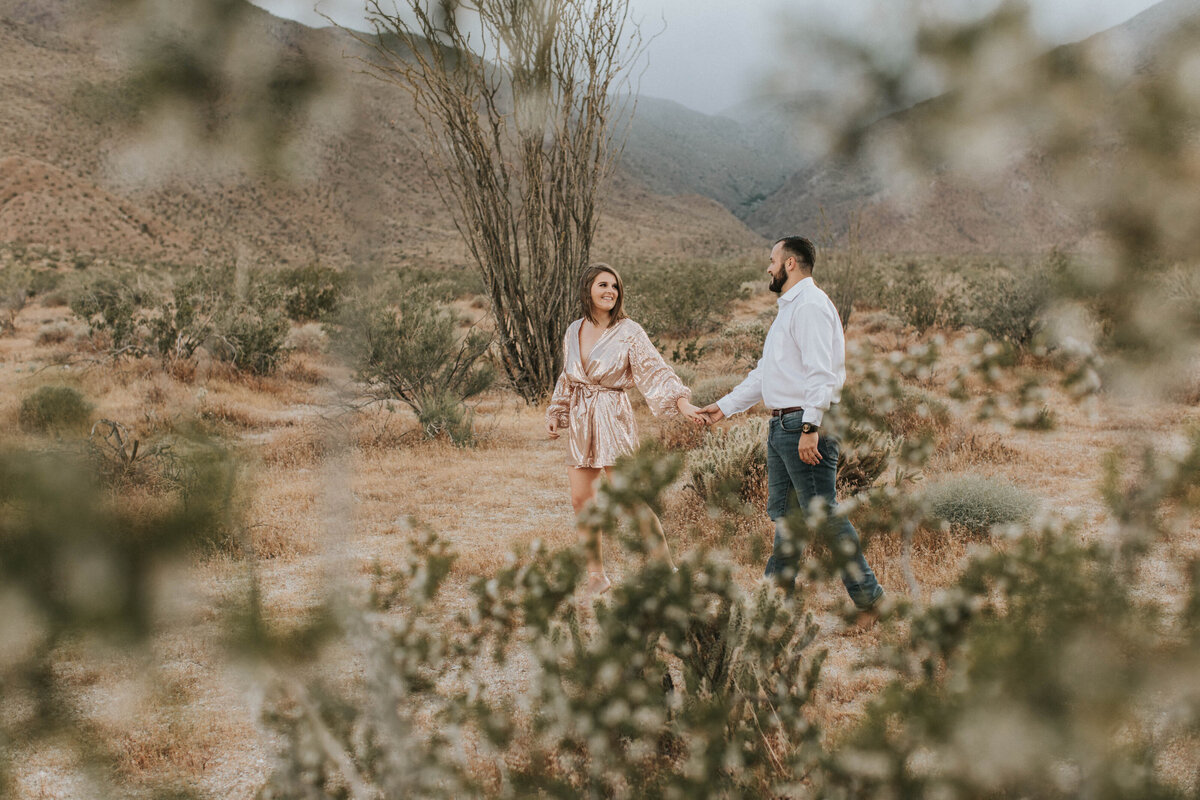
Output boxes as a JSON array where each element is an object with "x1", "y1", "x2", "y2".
[{"x1": 769, "y1": 270, "x2": 787, "y2": 294}]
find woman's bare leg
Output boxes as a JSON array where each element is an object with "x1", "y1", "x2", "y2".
[
  {"x1": 568, "y1": 466, "x2": 611, "y2": 595},
  {"x1": 639, "y1": 506, "x2": 677, "y2": 572}
]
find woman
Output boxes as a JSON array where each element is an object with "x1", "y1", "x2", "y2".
[{"x1": 546, "y1": 263, "x2": 706, "y2": 596}]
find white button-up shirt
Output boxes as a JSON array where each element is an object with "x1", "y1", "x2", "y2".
[{"x1": 715, "y1": 277, "x2": 845, "y2": 427}]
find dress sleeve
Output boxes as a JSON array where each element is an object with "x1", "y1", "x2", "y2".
[
  {"x1": 546, "y1": 371, "x2": 571, "y2": 429},
  {"x1": 628, "y1": 323, "x2": 690, "y2": 418}
]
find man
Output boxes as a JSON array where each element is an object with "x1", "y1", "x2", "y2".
[{"x1": 700, "y1": 236, "x2": 884, "y2": 614}]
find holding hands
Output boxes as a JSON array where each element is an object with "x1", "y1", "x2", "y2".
[
  {"x1": 676, "y1": 398, "x2": 727, "y2": 426},
  {"x1": 675, "y1": 396, "x2": 709, "y2": 425},
  {"x1": 698, "y1": 403, "x2": 724, "y2": 425}
]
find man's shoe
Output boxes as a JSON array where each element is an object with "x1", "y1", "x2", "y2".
[{"x1": 848, "y1": 588, "x2": 885, "y2": 632}]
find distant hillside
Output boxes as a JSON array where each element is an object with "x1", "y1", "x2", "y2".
[
  {"x1": 618, "y1": 95, "x2": 808, "y2": 219},
  {"x1": 0, "y1": 155, "x2": 190, "y2": 258},
  {"x1": 747, "y1": 0, "x2": 1200, "y2": 252},
  {"x1": 0, "y1": 0, "x2": 765, "y2": 268}
]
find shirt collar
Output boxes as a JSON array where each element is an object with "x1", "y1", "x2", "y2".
[{"x1": 777, "y1": 276, "x2": 813, "y2": 306}]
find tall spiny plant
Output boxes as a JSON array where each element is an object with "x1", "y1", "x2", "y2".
[{"x1": 343, "y1": 0, "x2": 642, "y2": 402}]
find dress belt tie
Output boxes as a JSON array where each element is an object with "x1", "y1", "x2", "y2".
[{"x1": 571, "y1": 382, "x2": 624, "y2": 399}]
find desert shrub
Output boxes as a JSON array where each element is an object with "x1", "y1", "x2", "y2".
[
  {"x1": 72, "y1": 266, "x2": 291, "y2": 374},
  {"x1": 150, "y1": 272, "x2": 220, "y2": 361},
  {"x1": 648, "y1": 415, "x2": 707, "y2": 452},
  {"x1": 338, "y1": 289, "x2": 493, "y2": 445},
  {"x1": 690, "y1": 373, "x2": 744, "y2": 408},
  {"x1": 841, "y1": 380, "x2": 952, "y2": 445},
  {"x1": 888, "y1": 385, "x2": 952, "y2": 439},
  {"x1": 923, "y1": 474, "x2": 1037, "y2": 535},
  {"x1": 382, "y1": 263, "x2": 485, "y2": 304},
  {"x1": 884, "y1": 260, "x2": 964, "y2": 332},
  {"x1": 0, "y1": 268, "x2": 33, "y2": 334},
  {"x1": 623, "y1": 260, "x2": 752, "y2": 340},
  {"x1": 36, "y1": 322, "x2": 74, "y2": 345},
  {"x1": 27, "y1": 269, "x2": 62, "y2": 297},
  {"x1": 1015, "y1": 404, "x2": 1056, "y2": 430},
  {"x1": 69, "y1": 278, "x2": 148, "y2": 353},
  {"x1": 18, "y1": 385, "x2": 93, "y2": 434},
  {"x1": 686, "y1": 420, "x2": 767, "y2": 512},
  {"x1": 961, "y1": 255, "x2": 1064, "y2": 349},
  {"x1": 154, "y1": 267, "x2": 290, "y2": 374},
  {"x1": 855, "y1": 308, "x2": 907, "y2": 335},
  {"x1": 816, "y1": 207, "x2": 871, "y2": 328},
  {"x1": 837, "y1": 426, "x2": 900, "y2": 495},
  {"x1": 285, "y1": 322, "x2": 327, "y2": 354},
  {"x1": 413, "y1": 389, "x2": 475, "y2": 443},
  {"x1": 219, "y1": 306, "x2": 291, "y2": 376},
  {"x1": 274, "y1": 263, "x2": 346, "y2": 321},
  {"x1": 716, "y1": 319, "x2": 767, "y2": 369}
]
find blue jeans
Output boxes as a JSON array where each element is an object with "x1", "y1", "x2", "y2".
[{"x1": 765, "y1": 411, "x2": 884, "y2": 610}]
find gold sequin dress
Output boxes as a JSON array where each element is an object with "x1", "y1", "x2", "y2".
[{"x1": 546, "y1": 318, "x2": 690, "y2": 468}]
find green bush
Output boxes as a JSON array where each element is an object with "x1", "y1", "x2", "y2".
[
  {"x1": 69, "y1": 279, "x2": 143, "y2": 352},
  {"x1": 150, "y1": 273, "x2": 219, "y2": 361},
  {"x1": 884, "y1": 260, "x2": 964, "y2": 332},
  {"x1": 18, "y1": 386, "x2": 93, "y2": 434},
  {"x1": 71, "y1": 266, "x2": 292, "y2": 375},
  {"x1": 220, "y1": 307, "x2": 291, "y2": 376},
  {"x1": 961, "y1": 255, "x2": 1064, "y2": 348},
  {"x1": 338, "y1": 289, "x2": 493, "y2": 445},
  {"x1": 924, "y1": 474, "x2": 1037, "y2": 535},
  {"x1": 623, "y1": 260, "x2": 752, "y2": 340},
  {"x1": 716, "y1": 320, "x2": 767, "y2": 369},
  {"x1": 275, "y1": 264, "x2": 346, "y2": 321}
]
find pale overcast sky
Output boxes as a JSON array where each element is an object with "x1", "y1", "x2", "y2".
[{"x1": 249, "y1": 0, "x2": 1163, "y2": 114}]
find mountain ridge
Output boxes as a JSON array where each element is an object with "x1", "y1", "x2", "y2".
[{"x1": 0, "y1": 0, "x2": 767, "y2": 268}]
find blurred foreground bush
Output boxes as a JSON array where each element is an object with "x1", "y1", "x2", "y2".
[{"x1": 0, "y1": 441, "x2": 240, "y2": 796}]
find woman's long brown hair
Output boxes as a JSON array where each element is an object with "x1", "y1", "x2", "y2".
[{"x1": 578, "y1": 263, "x2": 627, "y2": 327}]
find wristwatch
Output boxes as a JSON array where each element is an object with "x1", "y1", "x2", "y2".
[{"x1": 800, "y1": 422, "x2": 819, "y2": 435}]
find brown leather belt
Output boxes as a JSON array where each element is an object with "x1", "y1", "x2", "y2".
[{"x1": 770, "y1": 406, "x2": 804, "y2": 417}]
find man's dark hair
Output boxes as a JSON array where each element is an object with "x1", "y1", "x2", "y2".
[{"x1": 775, "y1": 236, "x2": 816, "y2": 272}]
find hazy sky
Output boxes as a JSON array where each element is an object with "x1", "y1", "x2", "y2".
[{"x1": 250, "y1": 0, "x2": 1163, "y2": 114}]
